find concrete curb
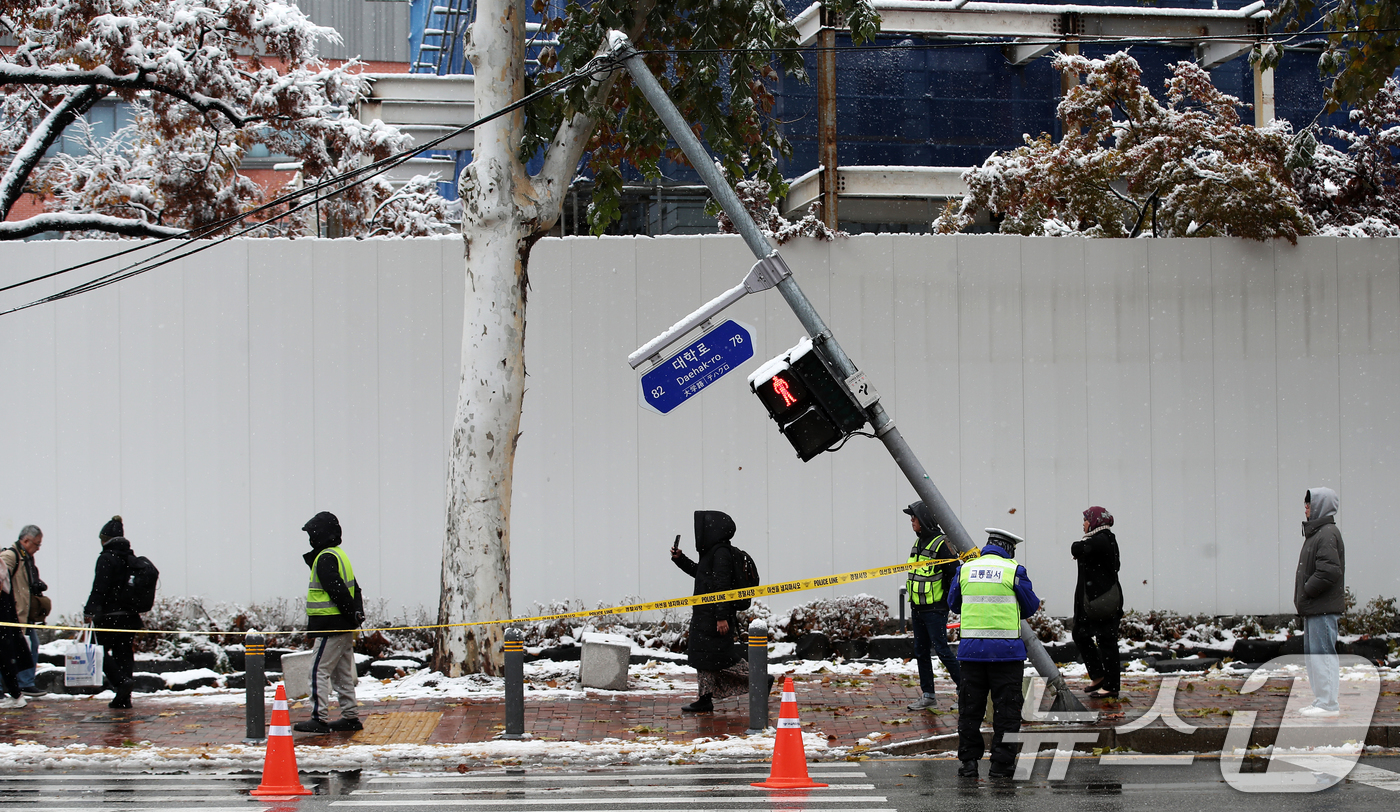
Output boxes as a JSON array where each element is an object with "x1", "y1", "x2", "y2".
[{"x1": 871, "y1": 725, "x2": 1400, "y2": 756}]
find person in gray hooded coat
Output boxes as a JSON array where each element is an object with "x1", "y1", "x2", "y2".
[{"x1": 1294, "y1": 487, "x2": 1345, "y2": 717}]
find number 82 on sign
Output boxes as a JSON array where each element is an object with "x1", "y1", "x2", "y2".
[{"x1": 638, "y1": 319, "x2": 755, "y2": 415}]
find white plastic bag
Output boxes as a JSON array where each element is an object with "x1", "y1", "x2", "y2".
[{"x1": 65, "y1": 626, "x2": 104, "y2": 687}]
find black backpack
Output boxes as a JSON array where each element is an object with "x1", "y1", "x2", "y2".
[
  {"x1": 730, "y1": 546, "x2": 761, "y2": 611},
  {"x1": 120, "y1": 554, "x2": 160, "y2": 614}
]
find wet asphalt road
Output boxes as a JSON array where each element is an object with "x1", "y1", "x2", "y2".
[{"x1": 0, "y1": 756, "x2": 1397, "y2": 811}]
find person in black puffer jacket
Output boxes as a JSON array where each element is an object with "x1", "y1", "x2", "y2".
[
  {"x1": 1071, "y1": 506, "x2": 1122, "y2": 698},
  {"x1": 671, "y1": 510, "x2": 751, "y2": 713},
  {"x1": 83, "y1": 516, "x2": 144, "y2": 710}
]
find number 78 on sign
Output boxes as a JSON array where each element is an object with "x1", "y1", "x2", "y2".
[{"x1": 638, "y1": 320, "x2": 755, "y2": 415}]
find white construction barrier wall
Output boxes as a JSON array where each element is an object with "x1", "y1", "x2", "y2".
[{"x1": 0, "y1": 235, "x2": 1394, "y2": 622}]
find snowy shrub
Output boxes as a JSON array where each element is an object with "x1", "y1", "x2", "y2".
[
  {"x1": 775, "y1": 594, "x2": 888, "y2": 641},
  {"x1": 1119, "y1": 610, "x2": 1215, "y2": 644},
  {"x1": 737, "y1": 598, "x2": 775, "y2": 635},
  {"x1": 1027, "y1": 601, "x2": 1068, "y2": 643},
  {"x1": 1340, "y1": 590, "x2": 1400, "y2": 636},
  {"x1": 61, "y1": 595, "x2": 438, "y2": 659}
]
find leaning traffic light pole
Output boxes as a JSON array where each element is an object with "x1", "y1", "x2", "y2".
[{"x1": 605, "y1": 32, "x2": 1088, "y2": 714}]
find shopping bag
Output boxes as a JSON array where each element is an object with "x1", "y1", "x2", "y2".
[{"x1": 65, "y1": 626, "x2": 104, "y2": 687}]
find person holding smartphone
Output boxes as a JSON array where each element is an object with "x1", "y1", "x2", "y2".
[{"x1": 670, "y1": 511, "x2": 752, "y2": 713}]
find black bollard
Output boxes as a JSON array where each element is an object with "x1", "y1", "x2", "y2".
[
  {"x1": 243, "y1": 630, "x2": 266, "y2": 743},
  {"x1": 503, "y1": 628, "x2": 524, "y2": 739},
  {"x1": 747, "y1": 619, "x2": 769, "y2": 733},
  {"x1": 898, "y1": 587, "x2": 906, "y2": 633}
]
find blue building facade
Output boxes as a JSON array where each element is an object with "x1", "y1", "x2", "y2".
[{"x1": 407, "y1": 0, "x2": 1346, "y2": 233}]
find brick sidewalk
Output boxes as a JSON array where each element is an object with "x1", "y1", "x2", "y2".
[{"x1": 1, "y1": 671, "x2": 1396, "y2": 753}]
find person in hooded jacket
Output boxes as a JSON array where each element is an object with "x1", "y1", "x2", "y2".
[
  {"x1": 1072, "y1": 506, "x2": 1122, "y2": 698},
  {"x1": 294, "y1": 511, "x2": 366, "y2": 733},
  {"x1": 903, "y1": 500, "x2": 961, "y2": 710},
  {"x1": 1295, "y1": 487, "x2": 1345, "y2": 717},
  {"x1": 83, "y1": 516, "x2": 143, "y2": 709},
  {"x1": 671, "y1": 510, "x2": 762, "y2": 713}
]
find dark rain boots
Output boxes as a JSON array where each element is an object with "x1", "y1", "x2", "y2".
[{"x1": 681, "y1": 694, "x2": 714, "y2": 713}]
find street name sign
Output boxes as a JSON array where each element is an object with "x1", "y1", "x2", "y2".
[{"x1": 639, "y1": 319, "x2": 754, "y2": 414}]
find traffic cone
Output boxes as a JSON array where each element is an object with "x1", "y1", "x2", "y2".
[
  {"x1": 250, "y1": 683, "x2": 312, "y2": 797},
  {"x1": 752, "y1": 676, "x2": 828, "y2": 789}
]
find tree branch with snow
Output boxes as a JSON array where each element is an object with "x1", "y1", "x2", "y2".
[
  {"x1": 0, "y1": 0, "x2": 449, "y2": 240},
  {"x1": 935, "y1": 51, "x2": 1313, "y2": 242}
]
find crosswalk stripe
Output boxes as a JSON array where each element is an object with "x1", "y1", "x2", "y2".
[
  {"x1": 351, "y1": 784, "x2": 876, "y2": 796},
  {"x1": 0, "y1": 786, "x2": 247, "y2": 792},
  {"x1": 0, "y1": 797, "x2": 253, "y2": 803},
  {"x1": 0, "y1": 808, "x2": 256, "y2": 812},
  {"x1": 0, "y1": 776, "x2": 253, "y2": 781},
  {"x1": 331, "y1": 797, "x2": 887, "y2": 807},
  {"x1": 366, "y1": 771, "x2": 862, "y2": 785}
]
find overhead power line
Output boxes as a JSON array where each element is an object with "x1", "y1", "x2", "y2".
[
  {"x1": 4, "y1": 22, "x2": 1389, "y2": 312},
  {"x1": 0, "y1": 53, "x2": 628, "y2": 316}
]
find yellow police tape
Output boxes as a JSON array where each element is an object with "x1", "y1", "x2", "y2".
[{"x1": 1, "y1": 550, "x2": 978, "y2": 638}]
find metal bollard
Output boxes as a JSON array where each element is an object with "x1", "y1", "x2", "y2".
[
  {"x1": 243, "y1": 630, "x2": 266, "y2": 743},
  {"x1": 503, "y1": 628, "x2": 524, "y2": 739},
  {"x1": 747, "y1": 619, "x2": 769, "y2": 733},
  {"x1": 898, "y1": 588, "x2": 906, "y2": 633}
]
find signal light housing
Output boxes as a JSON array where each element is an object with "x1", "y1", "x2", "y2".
[{"x1": 749, "y1": 337, "x2": 868, "y2": 461}]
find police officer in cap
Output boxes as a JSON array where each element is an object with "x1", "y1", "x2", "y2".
[{"x1": 948, "y1": 528, "x2": 1040, "y2": 779}]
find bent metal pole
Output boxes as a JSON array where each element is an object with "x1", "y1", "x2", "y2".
[{"x1": 605, "y1": 31, "x2": 1087, "y2": 713}]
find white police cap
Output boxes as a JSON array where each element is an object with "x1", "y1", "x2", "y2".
[{"x1": 984, "y1": 528, "x2": 1025, "y2": 547}]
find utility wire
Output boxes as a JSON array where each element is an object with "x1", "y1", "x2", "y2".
[
  {"x1": 0, "y1": 53, "x2": 626, "y2": 316},
  {"x1": 4, "y1": 22, "x2": 1390, "y2": 307},
  {"x1": 629, "y1": 25, "x2": 1400, "y2": 58}
]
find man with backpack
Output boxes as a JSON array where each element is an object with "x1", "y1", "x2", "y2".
[
  {"x1": 670, "y1": 510, "x2": 770, "y2": 713},
  {"x1": 83, "y1": 516, "x2": 154, "y2": 710}
]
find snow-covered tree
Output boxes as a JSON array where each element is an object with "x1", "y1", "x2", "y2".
[
  {"x1": 713, "y1": 174, "x2": 845, "y2": 244},
  {"x1": 1290, "y1": 78, "x2": 1400, "y2": 236},
  {"x1": 935, "y1": 52, "x2": 1313, "y2": 242},
  {"x1": 436, "y1": 0, "x2": 878, "y2": 675},
  {"x1": 1260, "y1": 0, "x2": 1400, "y2": 109},
  {"x1": 0, "y1": 0, "x2": 449, "y2": 239}
]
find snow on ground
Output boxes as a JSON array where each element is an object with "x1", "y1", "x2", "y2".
[
  {"x1": 0, "y1": 728, "x2": 834, "y2": 772},
  {"x1": 11, "y1": 652, "x2": 1400, "y2": 773},
  {"x1": 30, "y1": 652, "x2": 1400, "y2": 707}
]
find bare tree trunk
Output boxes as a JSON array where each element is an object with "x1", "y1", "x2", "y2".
[
  {"x1": 433, "y1": 0, "x2": 633, "y2": 675},
  {"x1": 434, "y1": 0, "x2": 531, "y2": 677}
]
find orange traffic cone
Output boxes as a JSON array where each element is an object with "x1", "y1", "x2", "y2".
[
  {"x1": 250, "y1": 683, "x2": 312, "y2": 797},
  {"x1": 752, "y1": 676, "x2": 828, "y2": 789}
]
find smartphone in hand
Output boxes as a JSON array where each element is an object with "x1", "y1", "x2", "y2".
[{"x1": 672, "y1": 534, "x2": 681, "y2": 552}]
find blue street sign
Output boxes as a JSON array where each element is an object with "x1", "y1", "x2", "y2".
[{"x1": 639, "y1": 319, "x2": 755, "y2": 414}]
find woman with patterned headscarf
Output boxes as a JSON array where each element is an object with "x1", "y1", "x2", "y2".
[{"x1": 1072, "y1": 506, "x2": 1122, "y2": 699}]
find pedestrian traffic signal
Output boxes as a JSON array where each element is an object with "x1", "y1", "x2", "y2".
[{"x1": 750, "y1": 337, "x2": 868, "y2": 461}]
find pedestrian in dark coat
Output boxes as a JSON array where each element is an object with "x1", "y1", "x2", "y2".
[
  {"x1": 83, "y1": 516, "x2": 144, "y2": 710},
  {"x1": 0, "y1": 557, "x2": 32, "y2": 707},
  {"x1": 671, "y1": 510, "x2": 750, "y2": 713},
  {"x1": 1072, "y1": 506, "x2": 1122, "y2": 698}
]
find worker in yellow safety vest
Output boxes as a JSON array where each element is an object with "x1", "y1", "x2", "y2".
[
  {"x1": 948, "y1": 528, "x2": 1039, "y2": 780},
  {"x1": 903, "y1": 501, "x2": 961, "y2": 711},
  {"x1": 294, "y1": 511, "x2": 366, "y2": 734}
]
